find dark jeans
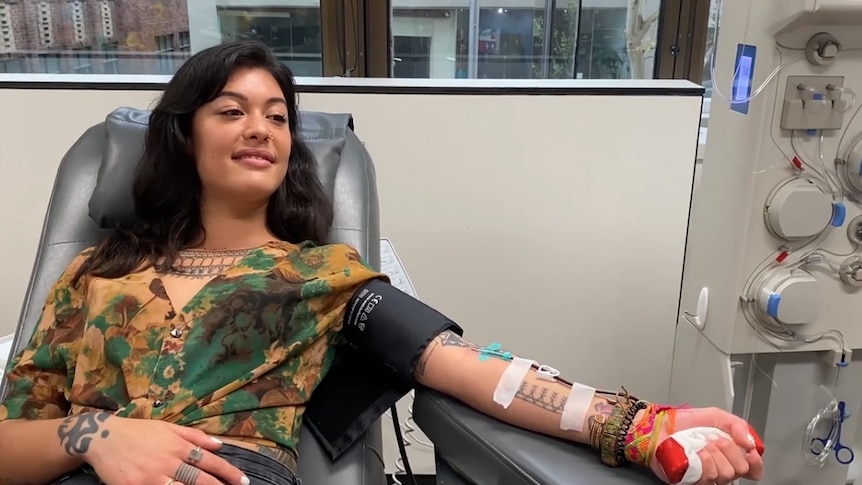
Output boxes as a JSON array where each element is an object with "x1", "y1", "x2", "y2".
[{"x1": 53, "y1": 444, "x2": 300, "y2": 485}]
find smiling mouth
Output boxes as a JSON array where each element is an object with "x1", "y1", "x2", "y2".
[{"x1": 234, "y1": 155, "x2": 273, "y2": 164}]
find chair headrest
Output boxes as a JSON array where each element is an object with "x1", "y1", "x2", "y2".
[
  {"x1": 89, "y1": 107, "x2": 150, "y2": 229},
  {"x1": 88, "y1": 107, "x2": 355, "y2": 229}
]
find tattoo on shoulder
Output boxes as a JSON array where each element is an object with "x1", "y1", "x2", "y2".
[
  {"x1": 57, "y1": 412, "x2": 112, "y2": 456},
  {"x1": 515, "y1": 382, "x2": 568, "y2": 415}
]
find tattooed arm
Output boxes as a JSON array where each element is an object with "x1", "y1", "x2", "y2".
[
  {"x1": 414, "y1": 331, "x2": 634, "y2": 445},
  {"x1": 0, "y1": 412, "x2": 111, "y2": 484}
]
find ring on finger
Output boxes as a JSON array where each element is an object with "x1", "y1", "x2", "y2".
[
  {"x1": 165, "y1": 480, "x2": 176, "y2": 485},
  {"x1": 188, "y1": 446, "x2": 203, "y2": 464},
  {"x1": 175, "y1": 462, "x2": 201, "y2": 485}
]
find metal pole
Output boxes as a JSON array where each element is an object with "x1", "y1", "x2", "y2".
[{"x1": 467, "y1": 0, "x2": 479, "y2": 78}]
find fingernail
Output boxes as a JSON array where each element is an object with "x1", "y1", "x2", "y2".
[
  {"x1": 240, "y1": 476, "x2": 250, "y2": 485},
  {"x1": 210, "y1": 436, "x2": 223, "y2": 444},
  {"x1": 747, "y1": 434, "x2": 755, "y2": 445},
  {"x1": 747, "y1": 424, "x2": 765, "y2": 456}
]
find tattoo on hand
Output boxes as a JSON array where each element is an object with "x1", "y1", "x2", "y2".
[
  {"x1": 57, "y1": 412, "x2": 112, "y2": 456},
  {"x1": 515, "y1": 382, "x2": 568, "y2": 415}
]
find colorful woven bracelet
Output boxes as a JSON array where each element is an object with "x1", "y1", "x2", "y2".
[
  {"x1": 623, "y1": 403, "x2": 677, "y2": 467},
  {"x1": 614, "y1": 400, "x2": 648, "y2": 465}
]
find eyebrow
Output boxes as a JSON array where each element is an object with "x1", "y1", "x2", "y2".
[{"x1": 218, "y1": 90, "x2": 287, "y2": 106}]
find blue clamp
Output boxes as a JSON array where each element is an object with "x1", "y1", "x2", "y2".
[
  {"x1": 766, "y1": 293, "x2": 781, "y2": 319},
  {"x1": 831, "y1": 202, "x2": 847, "y2": 227},
  {"x1": 477, "y1": 343, "x2": 513, "y2": 362}
]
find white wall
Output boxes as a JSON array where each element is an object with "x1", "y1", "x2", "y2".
[{"x1": 0, "y1": 81, "x2": 702, "y2": 475}]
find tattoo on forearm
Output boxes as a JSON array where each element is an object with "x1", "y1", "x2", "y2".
[
  {"x1": 593, "y1": 400, "x2": 614, "y2": 416},
  {"x1": 57, "y1": 412, "x2": 112, "y2": 456},
  {"x1": 438, "y1": 331, "x2": 475, "y2": 349},
  {"x1": 415, "y1": 331, "x2": 478, "y2": 379},
  {"x1": 415, "y1": 340, "x2": 438, "y2": 378},
  {"x1": 515, "y1": 382, "x2": 568, "y2": 415},
  {"x1": 415, "y1": 332, "x2": 477, "y2": 379}
]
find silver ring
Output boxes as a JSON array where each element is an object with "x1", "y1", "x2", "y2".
[
  {"x1": 175, "y1": 462, "x2": 201, "y2": 485},
  {"x1": 188, "y1": 446, "x2": 203, "y2": 464},
  {"x1": 165, "y1": 480, "x2": 176, "y2": 485}
]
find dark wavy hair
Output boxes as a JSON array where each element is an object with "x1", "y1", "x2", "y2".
[{"x1": 74, "y1": 40, "x2": 333, "y2": 284}]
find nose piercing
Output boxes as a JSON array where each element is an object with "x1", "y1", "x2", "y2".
[{"x1": 264, "y1": 133, "x2": 273, "y2": 142}]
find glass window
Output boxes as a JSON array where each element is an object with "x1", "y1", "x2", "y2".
[
  {"x1": 0, "y1": 0, "x2": 323, "y2": 76},
  {"x1": 0, "y1": 0, "x2": 669, "y2": 81},
  {"x1": 389, "y1": 0, "x2": 663, "y2": 80},
  {"x1": 216, "y1": 6, "x2": 322, "y2": 77}
]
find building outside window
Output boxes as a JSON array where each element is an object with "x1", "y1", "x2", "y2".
[
  {"x1": 0, "y1": 0, "x2": 665, "y2": 82},
  {"x1": 216, "y1": 6, "x2": 322, "y2": 77}
]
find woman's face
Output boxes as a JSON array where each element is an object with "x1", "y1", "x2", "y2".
[{"x1": 190, "y1": 67, "x2": 292, "y2": 206}]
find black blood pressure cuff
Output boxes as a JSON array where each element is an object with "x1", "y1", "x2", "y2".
[
  {"x1": 303, "y1": 279, "x2": 464, "y2": 461},
  {"x1": 342, "y1": 279, "x2": 464, "y2": 386}
]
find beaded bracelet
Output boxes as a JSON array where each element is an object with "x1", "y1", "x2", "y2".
[
  {"x1": 614, "y1": 400, "x2": 648, "y2": 465},
  {"x1": 597, "y1": 387, "x2": 648, "y2": 467},
  {"x1": 599, "y1": 402, "x2": 628, "y2": 467}
]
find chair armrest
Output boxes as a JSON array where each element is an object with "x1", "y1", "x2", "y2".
[{"x1": 413, "y1": 388, "x2": 663, "y2": 485}]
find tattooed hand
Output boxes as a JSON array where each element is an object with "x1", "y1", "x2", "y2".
[
  {"x1": 57, "y1": 412, "x2": 112, "y2": 456},
  {"x1": 62, "y1": 413, "x2": 249, "y2": 485}
]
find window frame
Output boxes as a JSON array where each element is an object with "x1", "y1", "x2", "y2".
[
  {"x1": 322, "y1": 0, "x2": 391, "y2": 77},
  {"x1": 654, "y1": 0, "x2": 710, "y2": 83},
  {"x1": 0, "y1": 1, "x2": 713, "y2": 84}
]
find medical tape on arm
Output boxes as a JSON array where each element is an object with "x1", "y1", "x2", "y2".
[
  {"x1": 493, "y1": 357, "x2": 535, "y2": 408},
  {"x1": 560, "y1": 383, "x2": 597, "y2": 432}
]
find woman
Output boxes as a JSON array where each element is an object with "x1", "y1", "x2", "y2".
[{"x1": 0, "y1": 41, "x2": 763, "y2": 485}]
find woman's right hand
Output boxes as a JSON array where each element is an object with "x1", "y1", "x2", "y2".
[{"x1": 64, "y1": 412, "x2": 250, "y2": 485}]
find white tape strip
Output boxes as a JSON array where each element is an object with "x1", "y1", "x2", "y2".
[
  {"x1": 493, "y1": 357, "x2": 534, "y2": 409},
  {"x1": 560, "y1": 383, "x2": 596, "y2": 432},
  {"x1": 668, "y1": 427, "x2": 731, "y2": 485}
]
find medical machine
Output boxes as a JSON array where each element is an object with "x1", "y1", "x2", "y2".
[{"x1": 669, "y1": 0, "x2": 862, "y2": 484}]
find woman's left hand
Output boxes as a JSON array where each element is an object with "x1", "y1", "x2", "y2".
[{"x1": 648, "y1": 407, "x2": 764, "y2": 485}]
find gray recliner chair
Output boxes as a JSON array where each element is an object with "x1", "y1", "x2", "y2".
[
  {"x1": 1, "y1": 107, "x2": 660, "y2": 485},
  {"x1": 0, "y1": 107, "x2": 387, "y2": 485}
]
